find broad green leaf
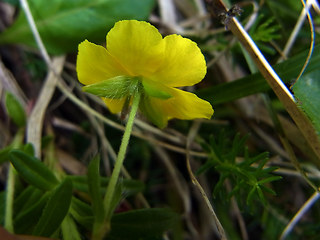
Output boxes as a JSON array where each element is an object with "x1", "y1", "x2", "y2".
[
  {"x1": 109, "y1": 208, "x2": 179, "y2": 240},
  {"x1": 5, "y1": 92, "x2": 26, "y2": 127},
  {"x1": 292, "y1": 70, "x2": 320, "y2": 137},
  {"x1": 197, "y1": 44, "x2": 320, "y2": 105},
  {"x1": 9, "y1": 150, "x2": 59, "y2": 191},
  {"x1": 0, "y1": 0, "x2": 156, "y2": 54},
  {"x1": 87, "y1": 156, "x2": 104, "y2": 222},
  {"x1": 33, "y1": 178, "x2": 73, "y2": 237}
]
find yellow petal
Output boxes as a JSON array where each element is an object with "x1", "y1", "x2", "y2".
[
  {"x1": 77, "y1": 40, "x2": 127, "y2": 85},
  {"x1": 106, "y1": 20, "x2": 164, "y2": 77},
  {"x1": 151, "y1": 34, "x2": 207, "y2": 87},
  {"x1": 102, "y1": 97, "x2": 126, "y2": 114},
  {"x1": 149, "y1": 87, "x2": 213, "y2": 122}
]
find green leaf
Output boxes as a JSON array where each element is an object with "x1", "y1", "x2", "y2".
[
  {"x1": 70, "y1": 175, "x2": 144, "y2": 196},
  {"x1": 5, "y1": 92, "x2": 26, "y2": 127},
  {"x1": 70, "y1": 197, "x2": 94, "y2": 230},
  {"x1": 292, "y1": 70, "x2": 320, "y2": 137},
  {"x1": 9, "y1": 150, "x2": 59, "y2": 191},
  {"x1": 250, "y1": 15, "x2": 281, "y2": 42},
  {"x1": 109, "y1": 208, "x2": 179, "y2": 240},
  {"x1": 14, "y1": 192, "x2": 50, "y2": 234},
  {"x1": 23, "y1": 143, "x2": 35, "y2": 156},
  {"x1": 14, "y1": 186, "x2": 44, "y2": 215},
  {"x1": 71, "y1": 197, "x2": 93, "y2": 218},
  {"x1": 257, "y1": 176, "x2": 282, "y2": 185},
  {"x1": 197, "y1": 44, "x2": 320, "y2": 105},
  {"x1": 0, "y1": 0, "x2": 156, "y2": 54},
  {"x1": 1, "y1": 0, "x2": 19, "y2": 6},
  {"x1": 82, "y1": 76, "x2": 133, "y2": 99},
  {"x1": 33, "y1": 178, "x2": 73, "y2": 237},
  {"x1": 61, "y1": 214, "x2": 82, "y2": 240},
  {"x1": 87, "y1": 156, "x2": 104, "y2": 222}
]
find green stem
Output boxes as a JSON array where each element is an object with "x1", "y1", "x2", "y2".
[
  {"x1": 104, "y1": 91, "x2": 140, "y2": 214},
  {"x1": 4, "y1": 165, "x2": 15, "y2": 233},
  {"x1": 93, "y1": 91, "x2": 141, "y2": 239},
  {"x1": 4, "y1": 128, "x2": 25, "y2": 233}
]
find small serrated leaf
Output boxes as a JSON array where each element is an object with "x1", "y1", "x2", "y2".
[
  {"x1": 246, "y1": 186, "x2": 257, "y2": 205},
  {"x1": 258, "y1": 176, "x2": 282, "y2": 185},
  {"x1": 260, "y1": 185, "x2": 277, "y2": 196}
]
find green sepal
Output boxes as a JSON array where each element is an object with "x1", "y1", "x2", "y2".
[
  {"x1": 82, "y1": 76, "x2": 133, "y2": 99},
  {"x1": 139, "y1": 95, "x2": 168, "y2": 129},
  {"x1": 142, "y1": 80, "x2": 172, "y2": 99}
]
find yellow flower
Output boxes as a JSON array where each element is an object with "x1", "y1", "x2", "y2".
[{"x1": 77, "y1": 20, "x2": 213, "y2": 128}]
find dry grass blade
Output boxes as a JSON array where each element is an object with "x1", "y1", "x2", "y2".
[
  {"x1": 27, "y1": 56, "x2": 65, "y2": 158},
  {"x1": 0, "y1": 60, "x2": 27, "y2": 107},
  {"x1": 280, "y1": 0, "x2": 314, "y2": 60},
  {"x1": 19, "y1": 0, "x2": 67, "y2": 157},
  {"x1": 280, "y1": 191, "x2": 320, "y2": 239}
]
